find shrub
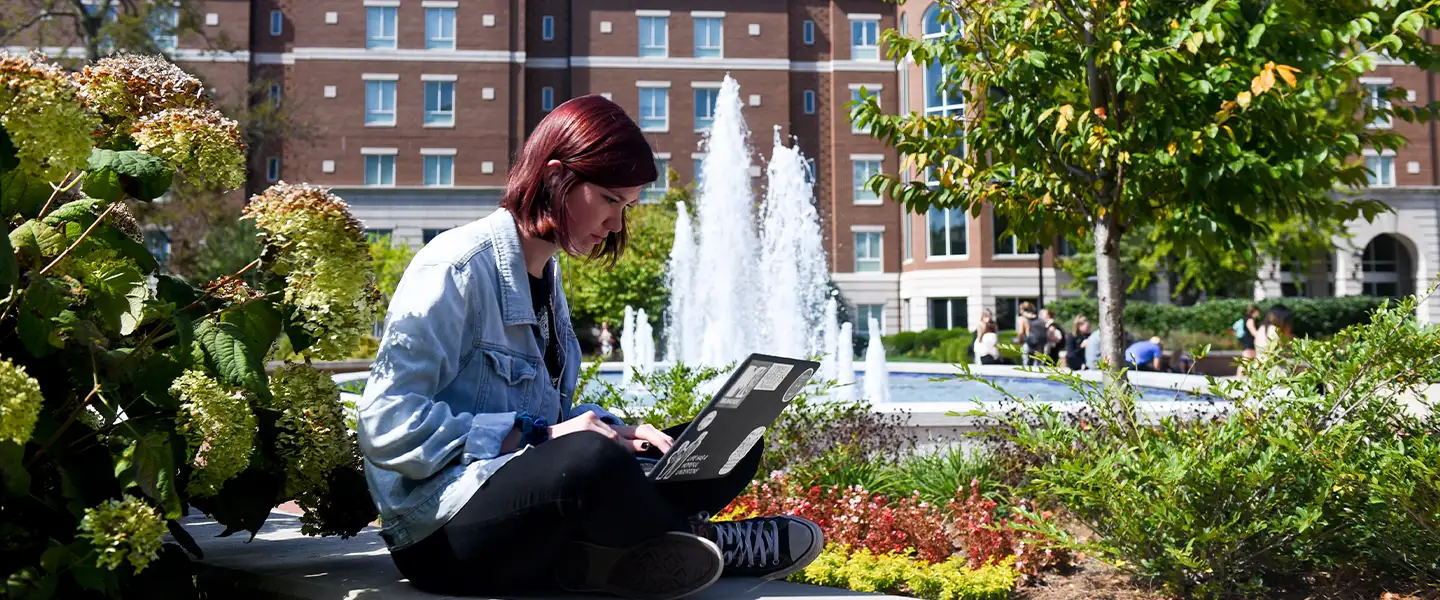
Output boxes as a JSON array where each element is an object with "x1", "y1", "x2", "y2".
[
  {"x1": 574, "y1": 360, "x2": 731, "y2": 429},
  {"x1": 979, "y1": 293, "x2": 1440, "y2": 598},
  {"x1": 0, "y1": 53, "x2": 380, "y2": 598},
  {"x1": 792, "y1": 545, "x2": 1019, "y2": 600},
  {"x1": 1045, "y1": 296, "x2": 1387, "y2": 338}
]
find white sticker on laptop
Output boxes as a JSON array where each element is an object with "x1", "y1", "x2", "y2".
[
  {"x1": 696, "y1": 411, "x2": 717, "y2": 431},
  {"x1": 654, "y1": 431, "x2": 708, "y2": 481},
  {"x1": 718, "y1": 362, "x2": 768, "y2": 408},
  {"x1": 781, "y1": 368, "x2": 814, "y2": 403},
  {"x1": 718, "y1": 426, "x2": 766, "y2": 476},
  {"x1": 753, "y1": 363, "x2": 794, "y2": 391}
]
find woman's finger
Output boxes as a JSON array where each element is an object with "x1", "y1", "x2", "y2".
[
  {"x1": 628, "y1": 438, "x2": 651, "y2": 453},
  {"x1": 634, "y1": 425, "x2": 674, "y2": 453}
]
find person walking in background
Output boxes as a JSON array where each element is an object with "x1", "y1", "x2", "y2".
[
  {"x1": 598, "y1": 321, "x2": 615, "y2": 359},
  {"x1": 1016, "y1": 301, "x2": 1045, "y2": 366},
  {"x1": 971, "y1": 309, "x2": 994, "y2": 365},
  {"x1": 1065, "y1": 315, "x2": 1090, "y2": 371},
  {"x1": 1083, "y1": 326, "x2": 1103, "y2": 370},
  {"x1": 1235, "y1": 304, "x2": 1262, "y2": 375},
  {"x1": 1041, "y1": 309, "x2": 1066, "y2": 365}
]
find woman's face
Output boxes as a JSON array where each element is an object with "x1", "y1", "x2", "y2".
[{"x1": 562, "y1": 179, "x2": 646, "y2": 254}]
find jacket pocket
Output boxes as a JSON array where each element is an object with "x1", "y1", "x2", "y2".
[{"x1": 475, "y1": 347, "x2": 539, "y2": 412}]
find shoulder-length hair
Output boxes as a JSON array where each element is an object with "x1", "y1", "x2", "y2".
[{"x1": 502, "y1": 95, "x2": 657, "y2": 263}]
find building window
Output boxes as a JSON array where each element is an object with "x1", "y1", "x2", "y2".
[
  {"x1": 423, "y1": 155, "x2": 454, "y2": 186},
  {"x1": 694, "y1": 87, "x2": 718, "y2": 131},
  {"x1": 1361, "y1": 234, "x2": 1406, "y2": 298},
  {"x1": 364, "y1": 155, "x2": 396, "y2": 186},
  {"x1": 269, "y1": 9, "x2": 283, "y2": 36},
  {"x1": 639, "y1": 16, "x2": 668, "y2": 57},
  {"x1": 928, "y1": 297, "x2": 966, "y2": 330},
  {"x1": 802, "y1": 19, "x2": 815, "y2": 45},
  {"x1": 541, "y1": 86, "x2": 555, "y2": 111},
  {"x1": 149, "y1": 5, "x2": 180, "y2": 50},
  {"x1": 426, "y1": 8, "x2": 456, "y2": 50},
  {"x1": 1365, "y1": 83, "x2": 1392, "y2": 128},
  {"x1": 639, "y1": 86, "x2": 669, "y2": 131},
  {"x1": 367, "y1": 7, "x2": 398, "y2": 49},
  {"x1": 694, "y1": 17, "x2": 723, "y2": 58},
  {"x1": 902, "y1": 211, "x2": 913, "y2": 260},
  {"x1": 424, "y1": 81, "x2": 455, "y2": 126},
  {"x1": 993, "y1": 213, "x2": 1039, "y2": 255},
  {"x1": 850, "y1": 87, "x2": 878, "y2": 134},
  {"x1": 803, "y1": 89, "x2": 816, "y2": 115},
  {"x1": 265, "y1": 157, "x2": 280, "y2": 182},
  {"x1": 856, "y1": 303, "x2": 885, "y2": 337},
  {"x1": 642, "y1": 158, "x2": 669, "y2": 203},
  {"x1": 850, "y1": 18, "x2": 879, "y2": 61},
  {"x1": 268, "y1": 83, "x2": 282, "y2": 107},
  {"x1": 423, "y1": 228, "x2": 451, "y2": 244},
  {"x1": 923, "y1": 4, "x2": 953, "y2": 39},
  {"x1": 1365, "y1": 153, "x2": 1395, "y2": 187},
  {"x1": 542, "y1": 15, "x2": 555, "y2": 41},
  {"x1": 854, "y1": 231, "x2": 883, "y2": 272},
  {"x1": 852, "y1": 158, "x2": 881, "y2": 204},
  {"x1": 365, "y1": 80, "x2": 396, "y2": 125},
  {"x1": 995, "y1": 297, "x2": 1037, "y2": 331},
  {"x1": 927, "y1": 206, "x2": 966, "y2": 256}
]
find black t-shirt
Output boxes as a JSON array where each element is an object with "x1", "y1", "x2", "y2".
[{"x1": 528, "y1": 270, "x2": 562, "y2": 392}]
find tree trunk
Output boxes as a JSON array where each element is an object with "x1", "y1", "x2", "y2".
[{"x1": 1094, "y1": 215, "x2": 1127, "y2": 374}]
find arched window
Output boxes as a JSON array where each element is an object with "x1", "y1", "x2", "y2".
[
  {"x1": 1361, "y1": 234, "x2": 1415, "y2": 299},
  {"x1": 923, "y1": 3, "x2": 947, "y2": 38}
]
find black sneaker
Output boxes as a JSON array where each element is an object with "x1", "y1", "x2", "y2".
[
  {"x1": 694, "y1": 515, "x2": 825, "y2": 580},
  {"x1": 556, "y1": 532, "x2": 724, "y2": 600}
]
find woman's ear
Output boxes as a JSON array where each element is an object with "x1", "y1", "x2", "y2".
[{"x1": 542, "y1": 159, "x2": 564, "y2": 177}]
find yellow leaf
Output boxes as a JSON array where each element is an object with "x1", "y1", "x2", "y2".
[
  {"x1": 1185, "y1": 32, "x2": 1204, "y2": 53},
  {"x1": 1112, "y1": 40, "x2": 1122, "y2": 53},
  {"x1": 1275, "y1": 64, "x2": 1300, "y2": 87},
  {"x1": 1251, "y1": 67, "x2": 1275, "y2": 96},
  {"x1": 1119, "y1": 151, "x2": 1131, "y2": 164},
  {"x1": 1056, "y1": 104, "x2": 1074, "y2": 133},
  {"x1": 1169, "y1": 19, "x2": 1179, "y2": 29},
  {"x1": 1167, "y1": 141, "x2": 1178, "y2": 156},
  {"x1": 1236, "y1": 91, "x2": 1252, "y2": 109},
  {"x1": 1222, "y1": 125, "x2": 1235, "y2": 141}
]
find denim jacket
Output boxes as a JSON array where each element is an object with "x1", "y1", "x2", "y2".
[{"x1": 357, "y1": 208, "x2": 622, "y2": 551}]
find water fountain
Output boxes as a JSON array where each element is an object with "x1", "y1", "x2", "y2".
[
  {"x1": 836, "y1": 322, "x2": 856, "y2": 402},
  {"x1": 664, "y1": 201, "x2": 700, "y2": 364},
  {"x1": 864, "y1": 317, "x2": 889, "y2": 403}
]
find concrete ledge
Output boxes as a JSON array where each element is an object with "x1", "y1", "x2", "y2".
[{"x1": 179, "y1": 511, "x2": 906, "y2": 599}]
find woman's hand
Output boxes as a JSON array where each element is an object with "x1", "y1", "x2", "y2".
[
  {"x1": 547, "y1": 412, "x2": 623, "y2": 446},
  {"x1": 616, "y1": 423, "x2": 674, "y2": 454}
]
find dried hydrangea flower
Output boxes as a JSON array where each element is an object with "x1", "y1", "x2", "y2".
[
  {"x1": 0, "y1": 52, "x2": 97, "y2": 180},
  {"x1": 104, "y1": 200, "x2": 142, "y2": 242},
  {"x1": 171, "y1": 369, "x2": 256, "y2": 497},
  {"x1": 78, "y1": 496, "x2": 165, "y2": 572},
  {"x1": 202, "y1": 274, "x2": 261, "y2": 304},
  {"x1": 131, "y1": 107, "x2": 247, "y2": 191},
  {"x1": 72, "y1": 52, "x2": 210, "y2": 139},
  {"x1": 243, "y1": 183, "x2": 382, "y2": 360},
  {"x1": 0, "y1": 356, "x2": 44, "y2": 445},
  {"x1": 268, "y1": 363, "x2": 357, "y2": 497}
]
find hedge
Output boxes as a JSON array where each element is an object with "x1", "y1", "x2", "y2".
[{"x1": 1043, "y1": 296, "x2": 1388, "y2": 338}]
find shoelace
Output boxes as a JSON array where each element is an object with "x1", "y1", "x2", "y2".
[{"x1": 707, "y1": 519, "x2": 781, "y2": 568}]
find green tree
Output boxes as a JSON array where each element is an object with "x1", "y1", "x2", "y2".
[
  {"x1": 0, "y1": 0, "x2": 235, "y2": 62},
  {"x1": 858, "y1": 0, "x2": 1429, "y2": 372},
  {"x1": 560, "y1": 171, "x2": 688, "y2": 337},
  {"x1": 368, "y1": 234, "x2": 417, "y2": 304}
]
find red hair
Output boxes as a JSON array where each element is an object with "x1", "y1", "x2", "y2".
[{"x1": 502, "y1": 95, "x2": 657, "y2": 262}]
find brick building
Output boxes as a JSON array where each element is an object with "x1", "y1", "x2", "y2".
[{"x1": 5, "y1": 0, "x2": 1437, "y2": 328}]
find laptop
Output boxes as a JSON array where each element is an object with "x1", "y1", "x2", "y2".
[{"x1": 640, "y1": 353, "x2": 820, "y2": 483}]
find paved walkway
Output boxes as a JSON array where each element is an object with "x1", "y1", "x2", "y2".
[{"x1": 179, "y1": 511, "x2": 906, "y2": 600}]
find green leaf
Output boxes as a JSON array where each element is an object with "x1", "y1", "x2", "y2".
[
  {"x1": 84, "y1": 149, "x2": 174, "y2": 202},
  {"x1": 88, "y1": 261, "x2": 147, "y2": 335},
  {"x1": 17, "y1": 311, "x2": 59, "y2": 356},
  {"x1": 8, "y1": 220, "x2": 66, "y2": 264},
  {"x1": 40, "y1": 198, "x2": 107, "y2": 227},
  {"x1": 0, "y1": 169, "x2": 54, "y2": 221},
  {"x1": 195, "y1": 301, "x2": 282, "y2": 399},
  {"x1": 166, "y1": 520, "x2": 204, "y2": 559},
  {"x1": 124, "y1": 433, "x2": 183, "y2": 519},
  {"x1": 42, "y1": 198, "x2": 160, "y2": 273},
  {"x1": 0, "y1": 127, "x2": 17, "y2": 173},
  {"x1": 0, "y1": 209, "x2": 14, "y2": 300},
  {"x1": 0, "y1": 442, "x2": 30, "y2": 497},
  {"x1": 188, "y1": 467, "x2": 286, "y2": 542},
  {"x1": 1246, "y1": 23, "x2": 1266, "y2": 48}
]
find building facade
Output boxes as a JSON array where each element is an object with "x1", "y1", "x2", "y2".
[{"x1": 6, "y1": 0, "x2": 1436, "y2": 329}]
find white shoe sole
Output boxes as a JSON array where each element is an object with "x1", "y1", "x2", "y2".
[{"x1": 559, "y1": 532, "x2": 724, "y2": 600}]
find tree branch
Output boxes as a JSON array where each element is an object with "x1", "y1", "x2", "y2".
[{"x1": 0, "y1": 9, "x2": 79, "y2": 46}]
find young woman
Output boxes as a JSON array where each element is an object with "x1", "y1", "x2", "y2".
[
  {"x1": 1255, "y1": 303, "x2": 1294, "y2": 362},
  {"x1": 1016, "y1": 301, "x2": 1045, "y2": 366},
  {"x1": 1065, "y1": 315, "x2": 1090, "y2": 371},
  {"x1": 970, "y1": 309, "x2": 994, "y2": 365},
  {"x1": 1238, "y1": 304, "x2": 1262, "y2": 374},
  {"x1": 974, "y1": 321, "x2": 1005, "y2": 365},
  {"x1": 357, "y1": 96, "x2": 823, "y2": 600}
]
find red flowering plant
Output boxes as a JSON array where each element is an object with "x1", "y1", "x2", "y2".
[{"x1": 949, "y1": 479, "x2": 1072, "y2": 582}]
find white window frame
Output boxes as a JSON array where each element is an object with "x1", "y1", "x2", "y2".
[
  {"x1": 1361, "y1": 78, "x2": 1394, "y2": 129},
  {"x1": 362, "y1": 148, "x2": 398, "y2": 187},
  {"x1": 849, "y1": 84, "x2": 882, "y2": 134},
  {"x1": 853, "y1": 229, "x2": 884, "y2": 273},
  {"x1": 642, "y1": 155, "x2": 670, "y2": 203},
  {"x1": 992, "y1": 212, "x2": 1039, "y2": 257},
  {"x1": 542, "y1": 15, "x2": 555, "y2": 41},
  {"x1": 422, "y1": 76, "x2": 456, "y2": 127},
  {"x1": 269, "y1": 9, "x2": 282, "y2": 36},
  {"x1": 693, "y1": 14, "x2": 724, "y2": 59},
  {"x1": 902, "y1": 209, "x2": 913, "y2": 262},
  {"x1": 851, "y1": 155, "x2": 883, "y2": 205},
  {"x1": 367, "y1": 6, "x2": 398, "y2": 49},
  {"x1": 692, "y1": 82, "x2": 720, "y2": 131},
  {"x1": 421, "y1": 149, "x2": 456, "y2": 187},
  {"x1": 265, "y1": 156, "x2": 280, "y2": 182},
  {"x1": 425, "y1": 7, "x2": 457, "y2": 50},
  {"x1": 926, "y1": 206, "x2": 968, "y2": 259},
  {"x1": 638, "y1": 13, "x2": 669, "y2": 58},
  {"x1": 151, "y1": 4, "x2": 180, "y2": 50},
  {"x1": 855, "y1": 303, "x2": 886, "y2": 336},
  {"x1": 363, "y1": 76, "x2": 398, "y2": 127},
  {"x1": 802, "y1": 19, "x2": 815, "y2": 45},
  {"x1": 637, "y1": 82, "x2": 670, "y2": 132},
  {"x1": 1363, "y1": 149, "x2": 1397, "y2": 188},
  {"x1": 849, "y1": 15, "x2": 881, "y2": 61},
  {"x1": 541, "y1": 86, "x2": 555, "y2": 111},
  {"x1": 803, "y1": 89, "x2": 816, "y2": 115}
]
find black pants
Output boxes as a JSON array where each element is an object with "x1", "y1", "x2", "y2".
[{"x1": 390, "y1": 422, "x2": 761, "y2": 596}]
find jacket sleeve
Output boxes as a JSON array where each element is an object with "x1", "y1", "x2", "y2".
[
  {"x1": 357, "y1": 262, "x2": 516, "y2": 481},
  {"x1": 569, "y1": 402, "x2": 628, "y2": 426}
]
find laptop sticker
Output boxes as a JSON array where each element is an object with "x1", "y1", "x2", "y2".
[
  {"x1": 781, "y1": 368, "x2": 813, "y2": 403},
  {"x1": 718, "y1": 362, "x2": 769, "y2": 408},
  {"x1": 654, "y1": 431, "x2": 709, "y2": 481},
  {"x1": 754, "y1": 363, "x2": 795, "y2": 391},
  {"x1": 696, "y1": 411, "x2": 717, "y2": 431},
  {"x1": 718, "y1": 426, "x2": 767, "y2": 476}
]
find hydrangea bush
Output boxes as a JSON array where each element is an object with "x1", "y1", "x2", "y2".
[{"x1": 0, "y1": 52, "x2": 382, "y2": 598}]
